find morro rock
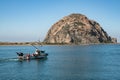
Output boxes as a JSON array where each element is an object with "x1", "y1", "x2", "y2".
[{"x1": 44, "y1": 13, "x2": 117, "y2": 44}]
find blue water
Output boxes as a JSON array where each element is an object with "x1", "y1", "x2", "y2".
[{"x1": 0, "y1": 44, "x2": 120, "y2": 80}]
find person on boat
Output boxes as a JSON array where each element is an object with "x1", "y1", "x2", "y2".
[
  {"x1": 34, "y1": 49, "x2": 41, "y2": 56},
  {"x1": 26, "y1": 54, "x2": 30, "y2": 60}
]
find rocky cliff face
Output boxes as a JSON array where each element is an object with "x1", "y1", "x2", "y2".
[{"x1": 44, "y1": 14, "x2": 117, "y2": 44}]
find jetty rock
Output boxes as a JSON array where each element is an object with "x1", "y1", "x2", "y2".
[{"x1": 44, "y1": 13, "x2": 117, "y2": 44}]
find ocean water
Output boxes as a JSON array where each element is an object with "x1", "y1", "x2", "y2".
[{"x1": 0, "y1": 44, "x2": 120, "y2": 80}]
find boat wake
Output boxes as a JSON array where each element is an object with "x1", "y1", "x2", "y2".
[
  {"x1": 0, "y1": 57, "x2": 48, "y2": 63},
  {"x1": 0, "y1": 58, "x2": 18, "y2": 62}
]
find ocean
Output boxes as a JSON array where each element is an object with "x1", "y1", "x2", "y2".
[{"x1": 0, "y1": 44, "x2": 120, "y2": 80}]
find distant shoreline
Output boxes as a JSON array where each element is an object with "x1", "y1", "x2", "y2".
[
  {"x1": 0, "y1": 42, "x2": 37, "y2": 46},
  {"x1": 0, "y1": 42, "x2": 119, "y2": 46}
]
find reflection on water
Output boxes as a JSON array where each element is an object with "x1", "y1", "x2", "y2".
[{"x1": 0, "y1": 44, "x2": 120, "y2": 80}]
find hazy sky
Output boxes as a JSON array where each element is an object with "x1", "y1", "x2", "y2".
[{"x1": 0, "y1": 0, "x2": 120, "y2": 42}]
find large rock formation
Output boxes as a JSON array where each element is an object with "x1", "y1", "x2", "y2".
[{"x1": 44, "y1": 13, "x2": 117, "y2": 44}]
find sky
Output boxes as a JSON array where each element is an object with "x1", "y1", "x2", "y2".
[{"x1": 0, "y1": 0, "x2": 120, "y2": 42}]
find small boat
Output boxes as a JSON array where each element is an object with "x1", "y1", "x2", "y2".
[
  {"x1": 16, "y1": 51, "x2": 48, "y2": 60},
  {"x1": 16, "y1": 43, "x2": 48, "y2": 60}
]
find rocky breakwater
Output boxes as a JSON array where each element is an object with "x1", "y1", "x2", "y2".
[{"x1": 44, "y1": 13, "x2": 117, "y2": 44}]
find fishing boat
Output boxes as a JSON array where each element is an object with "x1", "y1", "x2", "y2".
[
  {"x1": 16, "y1": 51, "x2": 48, "y2": 60},
  {"x1": 16, "y1": 44, "x2": 48, "y2": 60}
]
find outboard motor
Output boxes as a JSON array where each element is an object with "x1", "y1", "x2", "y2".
[{"x1": 16, "y1": 52, "x2": 24, "y2": 56}]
